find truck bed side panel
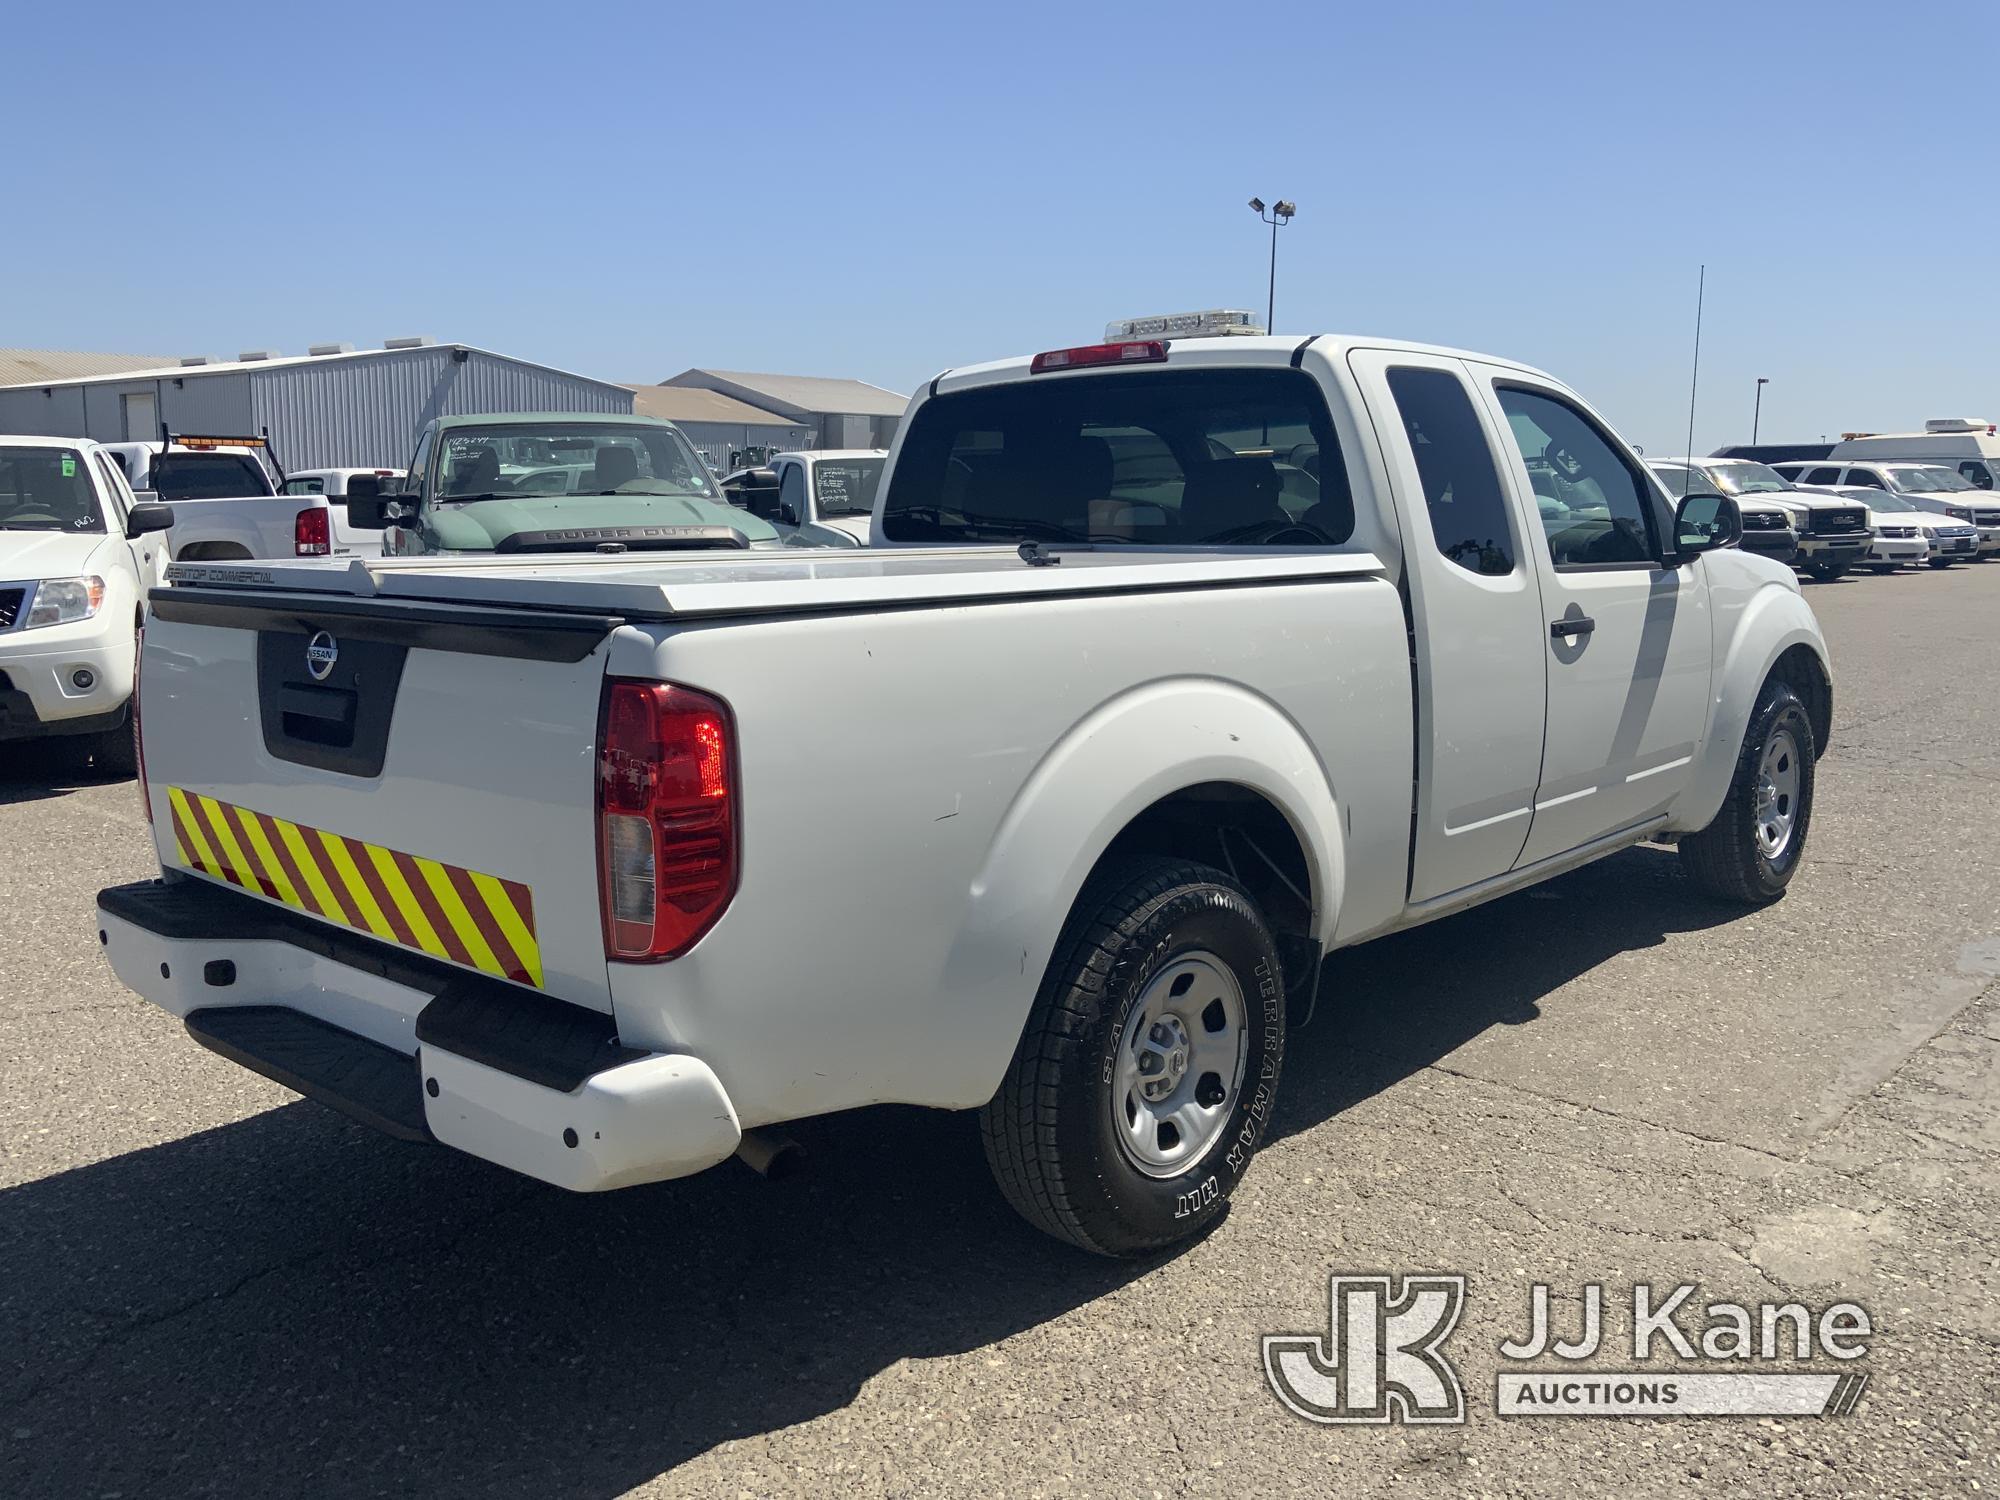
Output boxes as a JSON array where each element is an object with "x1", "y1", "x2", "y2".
[{"x1": 603, "y1": 576, "x2": 1412, "y2": 1127}]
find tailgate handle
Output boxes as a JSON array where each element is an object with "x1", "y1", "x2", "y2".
[{"x1": 278, "y1": 683, "x2": 358, "y2": 745}]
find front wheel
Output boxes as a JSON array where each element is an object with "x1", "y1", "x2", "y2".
[
  {"x1": 1806, "y1": 561, "x2": 1849, "y2": 582},
  {"x1": 1928, "y1": 557, "x2": 1955, "y2": 570},
  {"x1": 980, "y1": 858, "x2": 1286, "y2": 1256},
  {"x1": 1680, "y1": 679, "x2": 1815, "y2": 904}
]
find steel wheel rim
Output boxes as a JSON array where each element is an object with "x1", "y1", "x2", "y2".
[
  {"x1": 1110, "y1": 951, "x2": 1249, "y2": 1179},
  {"x1": 1754, "y1": 725, "x2": 1801, "y2": 862}
]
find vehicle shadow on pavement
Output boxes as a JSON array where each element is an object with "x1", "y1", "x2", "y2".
[
  {"x1": 0, "y1": 742, "x2": 130, "y2": 804},
  {"x1": 0, "y1": 1095, "x2": 1143, "y2": 1497},
  {"x1": 1275, "y1": 844, "x2": 1743, "y2": 1137},
  {"x1": 1, "y1": 846, "x2": 1737, "y2": 1497}
]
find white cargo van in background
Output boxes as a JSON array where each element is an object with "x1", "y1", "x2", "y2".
[{"x1": 1830, "y1": 419, "x2": 2000, "y2": 491}]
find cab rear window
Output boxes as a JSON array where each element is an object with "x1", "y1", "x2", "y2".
[
  {"x1": 153, "y1": 454, "x2": 270, "y2": 500},
  {"x1": 880, "y1": 368, "x2": 1353, "y2": 546}
]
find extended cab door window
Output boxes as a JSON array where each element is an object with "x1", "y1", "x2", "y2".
[
  {"x1": 1353, "y1": 353, "x2": 1545, "y2": 902},
  {"x1": 1801, "y1": 466, "x2": 1841, "y2": 485},
  {"x1": 1841, "y1": 468, "x2": 1885, "y2": 489}
]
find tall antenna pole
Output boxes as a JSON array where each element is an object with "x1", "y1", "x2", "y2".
[{"x1": 1682, "y1": 264, "x2": 1705, "y2": 491}]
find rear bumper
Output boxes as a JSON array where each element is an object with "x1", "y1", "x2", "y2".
[{"x1": 96, "y1": 878, "x2": 741, "y2": 1190}]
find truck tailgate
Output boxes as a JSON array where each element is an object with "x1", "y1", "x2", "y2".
[{"x1": 139, "y1": 590, "x2": 615, "y2": 1013}]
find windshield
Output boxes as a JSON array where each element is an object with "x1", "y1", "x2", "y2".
[
  {"x1": 436, "y1": 423, "x2": 720, "y2": 502},
  {"x1": 1705, "y1": 461, "x2": 1791, "y2": 495},
  {"x1": 154, "y1": 452, "x2": 272, "y2": 500},
  {"x1": 881, "y1": 368, "x2": 1352, "y2": 546},
  {"x1": 1889, "y1": 466, "x2": 1972, "y2": 493},
  {"x1": 812, "y1": 457, "x2": 885, "y2": 517},
  {"x1": 0, "y1": 447, "x2": 105, "y2": 533}
]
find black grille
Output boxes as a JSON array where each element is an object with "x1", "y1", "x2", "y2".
[
  {"x1": 1976, "y1": 509, "x2": 2000, "y2": 527},
  {"x1": 1815, "y1": 509, "x2": 1866, "y2": 534},
  {"x1": 1742, "y1": 511, "x2": 1787, "y2": 530},
  {"x1": 0, "y1": 587, "x2": 23, "y2": 630}
]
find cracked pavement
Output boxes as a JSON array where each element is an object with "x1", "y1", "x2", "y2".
[{"x1": 3, "y1": 566, "x2": 1996, "y2": 1497}]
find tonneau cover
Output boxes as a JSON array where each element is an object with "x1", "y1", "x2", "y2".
[{"x1": 163, "y1": 547, "x2": 1388, "y2": 620}]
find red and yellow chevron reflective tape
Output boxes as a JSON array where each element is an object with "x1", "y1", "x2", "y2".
[{"x1": 165, "y1": 786, "x2": 542, "y2": 987}]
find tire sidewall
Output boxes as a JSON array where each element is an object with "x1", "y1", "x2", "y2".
[{"x1": 1060, "y1": 883, "x2": 1285, "y2": 1252}]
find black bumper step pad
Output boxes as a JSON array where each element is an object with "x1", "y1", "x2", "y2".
[{"x1": 186, "y1": 1005, "x2": 431, "y2": 1142}]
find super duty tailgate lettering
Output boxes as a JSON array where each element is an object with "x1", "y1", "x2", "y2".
[{"x1": 165, "y1": 787, "x2": 542, "y2": 987}]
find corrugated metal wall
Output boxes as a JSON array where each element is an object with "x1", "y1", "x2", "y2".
[
  {"x1": 0, "y1": 348, "x2": 633, "y2": 470},
  {"x1": 250, "y1": 349, "x2": 633, "y2": 469},
  {"x1": 0, "y1": 385, "x2": 85, "y2": 435}
]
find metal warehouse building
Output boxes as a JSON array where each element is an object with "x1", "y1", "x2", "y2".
[
  {"x1": 660, "y1": 369, "x2": 907, "y2": 451},
  {"x1": 623, "y1": 385, "x2": 815, "y2": 471},
  {"x1": 0, "y1": 340, "x2": 633, "y2": 471}
]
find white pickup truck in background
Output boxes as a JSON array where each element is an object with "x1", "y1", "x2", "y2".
[
  {"x1": 97, "y1": 332, "x2": 1833, "y2": 1256},
  {"x1": 101, "y1": 435, "x2": 342, "y2": 563}
]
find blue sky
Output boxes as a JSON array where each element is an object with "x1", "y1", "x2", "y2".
[{"x1": 8, "y1": 0, "x2": 1993, "y2": 454}]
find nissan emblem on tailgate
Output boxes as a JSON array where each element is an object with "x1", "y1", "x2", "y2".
[{"x1": 305, "y1": 631, "x2": 339, "y2": 682}]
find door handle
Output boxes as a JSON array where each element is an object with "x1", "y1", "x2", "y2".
[{"x1": 1550, "y1": 615, "x2": 1596, "y2": 640}]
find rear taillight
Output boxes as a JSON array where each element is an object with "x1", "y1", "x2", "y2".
[
  {"x1": 133, "y1": 625, "x2": 150, "y2": 822},
  {"x1": 294, "y1": 507, "x2": 331, "y2": 556},
  {"x1": 596, "y1": 680, "x2": 737, "y2": 960}
]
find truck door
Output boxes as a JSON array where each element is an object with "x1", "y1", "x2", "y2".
[
  {"x1": 1346, "y1": 349, "x2": 1548, "y2": 902},
  {"x1": 1469, "y1": 367, "x2": 1712, "y2": 867}
]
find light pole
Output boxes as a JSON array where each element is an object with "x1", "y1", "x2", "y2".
[
  {"x1": 1752, "y1": 377, "x2": 1769, "y2": 444},
  {"x1": 1248, "y1": 197, "x2": 1296, "y2": 333}
]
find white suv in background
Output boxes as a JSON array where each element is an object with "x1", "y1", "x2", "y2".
[
  {"x1": 0, "y1": 435, "x2": 175, "y2": 772},
  {"x1": 1775, "y1": 461, "x2": 2000, "y2": 559}
]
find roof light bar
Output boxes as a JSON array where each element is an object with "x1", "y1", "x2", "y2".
[
  {"x1": 1029, "y1": 341, "x2": 1169, "y2": 375},
  {"x1": 1104, "y1": 310, "x2": 1264, "y2": 341}
]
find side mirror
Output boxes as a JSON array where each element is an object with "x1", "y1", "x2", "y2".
[
  {"x1": 739, "y1": 468, "x2": 782, "y2": 519},
  {"x1": 346, "y1": 496, "x2": 389, "y2": 530},
  {"x1": 125, "y1": 502, "x2": 175, "y2": 538},
  {"x1": 1673, "y1": 492, "x2": 1740, "y2": 560}
]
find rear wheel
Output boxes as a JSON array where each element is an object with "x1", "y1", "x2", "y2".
[
  {"x1": 980, "y1": 858, "x2": 1286, "y2": 1256},
  {"x1": 1680, "y1": 679, "x2": 1815, "y2": 904}
]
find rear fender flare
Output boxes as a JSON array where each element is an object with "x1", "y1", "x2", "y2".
[{"x1": 937, "y1": 677, "x2": 1344, "y2": 1106}]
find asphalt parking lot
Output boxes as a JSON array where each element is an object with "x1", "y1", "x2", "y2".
[{"x1": 3, "y1": 566, "x2": 1996, "y2": 1499}]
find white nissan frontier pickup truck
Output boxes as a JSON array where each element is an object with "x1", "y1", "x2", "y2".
[{"x1": 95, "y1": 333, "x2": 1833, "y2": 1256}]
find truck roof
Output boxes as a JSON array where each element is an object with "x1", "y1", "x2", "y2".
[
  {"x1": 432, "y1": 411, "x2": 682, "y2": 431},
  {"x1": 0, "y1": 433, "x2": 108, "y2": 449},
  {"x1": 931, "y1": 333, "x2": 1558, "y2": 394}
]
